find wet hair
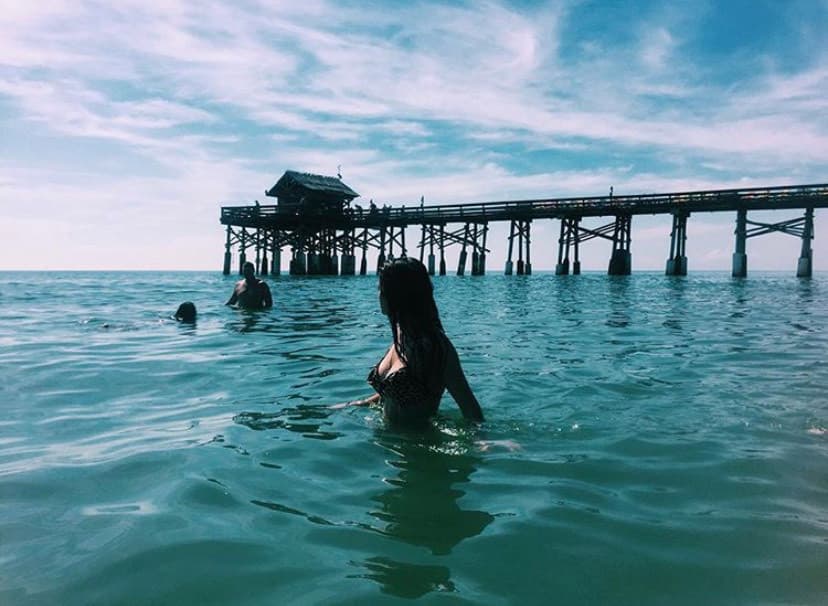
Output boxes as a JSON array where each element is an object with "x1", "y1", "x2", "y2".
[
  {"x1": 378, "y1": 257, "x2": 446, "y2": 392},
  {"x1": 174, "y1": 301, "x2": 197, "y2": 323},
  {"x1": 243, "y1": 261, "x2": 255, "y2": 274}
]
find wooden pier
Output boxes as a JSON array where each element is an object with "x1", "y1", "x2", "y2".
[{"x1": 220, "y1": 171, "x2": 828, "y2": 278}]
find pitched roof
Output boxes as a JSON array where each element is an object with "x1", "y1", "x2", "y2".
[{"x1": 266, "y1": 170, "x2": 360, "y2": 199}]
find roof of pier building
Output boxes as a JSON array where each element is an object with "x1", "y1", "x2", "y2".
[{"x1": 265, "y1": 170, "x2": 360, "y2": 207}]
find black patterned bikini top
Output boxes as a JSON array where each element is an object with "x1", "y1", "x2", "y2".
[{"x1": 367, "y1": 358, "x2": 443, "y2": 423}]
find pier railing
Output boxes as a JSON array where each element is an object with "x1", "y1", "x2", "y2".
[{"x1": 222, "y1": 183, "x2": 828, "y2": 228}]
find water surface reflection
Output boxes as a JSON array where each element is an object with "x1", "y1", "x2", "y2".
[{"x1": 356, "y1": 428, "x2": 493, "y2": 598}]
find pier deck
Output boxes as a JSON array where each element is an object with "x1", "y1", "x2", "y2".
[
  {"x1": 219, "y1": 180, "x2": 828, "y2": 278},
  {"x1": 222, "y1": 183, "x2": 828, "y2": 228}
]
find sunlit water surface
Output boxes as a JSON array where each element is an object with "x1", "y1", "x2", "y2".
[{"x1": 0, "y1": 271, "x2": 826, "y2": 605}]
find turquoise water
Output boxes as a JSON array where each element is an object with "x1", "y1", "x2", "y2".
[{"x1": 1, "y1": 271, "x2": 826, "y2": 605}]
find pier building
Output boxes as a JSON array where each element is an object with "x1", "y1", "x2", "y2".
[{"x1": 220, "y1": 172, "x2": 828, "y2": 278}]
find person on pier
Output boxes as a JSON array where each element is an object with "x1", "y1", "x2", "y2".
[
  {"x1": 226, "y1": 261, "x2": 273, "y2": 310},
  {"x1": 334, "y1": 257, "x2": 484, "y2": 427}
]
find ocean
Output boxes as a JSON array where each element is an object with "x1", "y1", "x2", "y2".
[{"x1": 0, "y1": 270, "x2": 826, "y2": 605}]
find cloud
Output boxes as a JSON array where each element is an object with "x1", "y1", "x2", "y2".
[{"x1": 1, "y1": 0, "x2": 827, "y2": 269}]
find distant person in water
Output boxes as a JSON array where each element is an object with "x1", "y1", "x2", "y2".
[
  {"x1": 226, "y1": 262, "x2": 273, "y2": 309},
  {"x1": 335, "y1": 257, "x2": 484, "y2": 427},
  {"x1": 174, "y1": 301, "x2": 197, "y2": 323}
]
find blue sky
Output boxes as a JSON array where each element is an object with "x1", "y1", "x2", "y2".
[{"x1": 1, "y1": 0, "x2": 827, "y2": 271}]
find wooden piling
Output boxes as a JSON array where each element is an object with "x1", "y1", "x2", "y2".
[
  {"x1": 556, "y1": 219, "x2": 569, "y2": 275},
  {"x1": 608, "y1": 215, "x2": 632, "y2": 275},
  {"x1": 223, "y1": 225, "x2": 232, "y2": 275},
  {"x1": 797, "y1": 207, "x2": 814, "y2": 278},
  {"x1": 732, "y1": 209, "x2": 747, "y2": 277},
  {"x1": 665, "y1": 212, "x2": 688, "y2": 276},
  {"x1": 505, "y1": 220, "x2": 515, "y2": 275},
  {"x1": 439, "y1": 225, "x2": 446, "y2": 276}
]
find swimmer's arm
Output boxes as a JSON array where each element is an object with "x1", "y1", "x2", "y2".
[
  {"x1": 225, "y1": 289, "x2": 238, "y2": 306},
  {"x1": 263, "y1": 282, "x2": 273, "y2": 308},
  {"x1": 444, "y1": 340, "x2": 485, "y2": 422},
  {"x1": 329, "y1": 393, "x2": 380, "y2": 409}
]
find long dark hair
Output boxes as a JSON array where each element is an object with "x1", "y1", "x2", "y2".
[{"x1": 379, "y1": 257, "x2": 446, "y2": 392}]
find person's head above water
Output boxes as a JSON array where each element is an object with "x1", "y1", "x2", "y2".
[
  {"x1": 378, "y1": 257, "x2": 442, "y2": 334},
  {"x1": 242, "y1": 261, "x2": 256, "y2": 281},
  {"x1": 174, "y1": 301, "x2": 197, "y2": 323}
]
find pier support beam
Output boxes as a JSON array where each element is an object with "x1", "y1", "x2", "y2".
[
  {"x1": 307, "y1": 252, "x2": 321, "y2": 275},
  {"x1": 732, "y1": 208, "x2": 815, "y2": 278},
  {"x1": 360, "y1": 229, "x2": 368, "y2": 276},
  {"x1": 477, "y1": 252, "x2": 487, "y2": 275},
  {"x1": 427, "y1": 226, "x2": 436, "y2": 275},
  {"x1": 732, "y1": 209, "x2": 747, "y2": 278},
  {"x1": 517, "y1": 220, "x2": 524, "y2": 275},
  {"x1": 556, "y1": 219, "x2": 569, "y2": 275},
  {"x1": 608, "y1": 215, "x2": 632, "y2": 275},
  {"x1": 238, "y1": 231, "x2": 248, "y2": 275},
  {"x1": 572, "y1": 219, "x2": 581, "y2": 275},
  {"x1": 377, "y1": 227, "x2": 387, "y2": 273},
  {"x1": 290, "y1": 250, "x2": 306, "y2": 275},
  {"x1": 555, "y1": 217, "x2": 581, "y2": 275},
  {"x1": 341, "y1": 254, "x2": 356, "y2": 275},
  {"x1": 505, "y1": 219, "x2": 514, "y2": 275},
  {"x1": 797, "y1": 207, "x2": 814, "y2": 278},
  {"x1": 457, "y1": 225, "x2": 469, "y2": 276},
  {"x1": 439, "y1": 225, "x2": 446, "y2": 276},
  {"x1": 469, "y1": 223, "x2": 488, "y2": 275},
  {"x1": 506, "y1": 219, "x2": 531, "y2": 275},
  {"x1": 255, "y1": 231, "x2": 262, "y2": 275},
  {"x1": 271, "y1": 246, "x2": 281, "y2": 276},
  {"x1": 223, "y1": 225, "x2": 232, "y2": 275},
  {"x1": 259, "y1": 231, "x2": 268, "y2": 276},
  {"x1": 665, "y1": 212, "x2": 689, "y2": 276}
]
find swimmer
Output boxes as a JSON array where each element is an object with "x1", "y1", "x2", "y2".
[
  {"x1": 226, "y1": 262, "x2": 273, "y2": 310},
  {"x1": 335, "y1": 257, "x2": 484, "y2": 427},
  {"x1": 174, "y1": 301, "x2": 197, "y2": 323}
]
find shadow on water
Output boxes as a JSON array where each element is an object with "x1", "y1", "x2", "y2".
[
  {"x1": 606, "y1": 276, "x2": 631, "y2": 328},
  {"x1": 796, "y1": 276, "x2": 815, "y2": 306},
  {"x1": 349, "y1": 556, "x2": 456, "y2": 599},
  {"x1": 662, "y1": 276, "x2": 687, "y2": 331},
  {"x1": 223, "y1": 309, "x2": 267, "y2": 334},
  {"x1": 223, "y1": 304, "x2": 350, "y2": 336},
  {"x1": 349, "y1": 426, "x2": 494, "y2": 599},
  {"x1": 233, "y1": 405, "x2": 342, "y2": 441}
]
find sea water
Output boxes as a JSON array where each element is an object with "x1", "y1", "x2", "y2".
[{"x1": 0, "y1": 271, "x2": 826, "y2": 605}]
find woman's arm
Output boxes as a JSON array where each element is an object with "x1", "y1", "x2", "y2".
[
  {"x1": 329, "y1": 393, "x2": 381, "y2": 409},
  {"x1": 444, "y1": 339, "x2": 485, "y2": 422}
]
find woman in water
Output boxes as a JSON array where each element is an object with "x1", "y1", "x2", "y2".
[{"x1": 339, "y1": 257, "x2": 484, "y2": 427}]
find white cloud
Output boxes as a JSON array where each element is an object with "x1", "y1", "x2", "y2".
[{"x1": 1, "y1": 0, "x2": 827, "y2": 269}]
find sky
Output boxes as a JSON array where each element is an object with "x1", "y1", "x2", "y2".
[{"x1": 1, "y1": 0, "x2": 827, "y2": 272}]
